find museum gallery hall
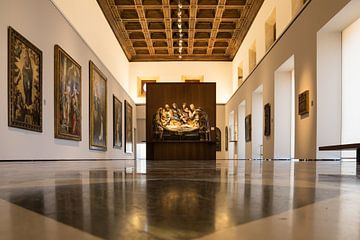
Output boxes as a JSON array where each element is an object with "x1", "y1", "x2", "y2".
[{"x1": 0, "y1": 0, "x2": 360, "y2": 239}]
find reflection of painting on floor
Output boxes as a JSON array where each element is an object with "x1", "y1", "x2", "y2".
[
  {"x1": 153, "y1": 102, "x2": 210, "y2": 141},
  {"x1": 8, "y1": 27, "x2": 42, "y2": 132}
]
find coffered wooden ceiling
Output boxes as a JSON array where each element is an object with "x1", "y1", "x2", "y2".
[{"x1": 97, "y1": 0, "x2": 264, "y2": 61}]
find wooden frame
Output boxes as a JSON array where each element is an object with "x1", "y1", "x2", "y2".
[
  {"x1": 245, "y1": 114, "x2": 252, "y2": 142},
  {"x1": 8, "y1": 27, "x2": 43, "y2": 132},
  {"x1": 264, "y1": 103, "x2": 271, "y2": 137},
  {"x1": 124, "y1": 100, "x2": 133, "y2": 153},
  {"x1": 113, "y1": 95, "x2": 122, "y2": 149},
  {"x1": 298, "y1": 90, "x2": 310, "y2": 116},
  {"x1": 54, "y1": 45, "x2": 82, "y2": 141},
  {"x1": 89, "y1": 61, "x2": 107, "y2": 151}
]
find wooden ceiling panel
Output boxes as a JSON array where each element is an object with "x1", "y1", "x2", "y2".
[{"x1": 98, "y1": 0, "x2": 264, "y2": 61}]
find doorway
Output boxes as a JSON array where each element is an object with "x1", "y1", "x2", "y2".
[
  {"x1": 274, "y1": 56, "x2": 295, "y2": 159},
  {"x1": 252, "y1": 85, "x2": 263, "y2": 159}
]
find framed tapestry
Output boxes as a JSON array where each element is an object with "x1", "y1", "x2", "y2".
[
  {"x1": 264, "y1": 103, "x2": 271, "y2": 137},
  {"x1": 124, "y1": 100, "x2": 133, "y2": 153},
  {"x1": 54, "y1": 45, "x2": 81, "y2": 141},
  {"x1": 113, "y1": 95, "x2": 122, "y2": 149},
  {"x1": 298, "y1": 90, "x2": 310, "y2": 116},
  {"x1": 245, "y1": 114, "x2": 252, "y2": 142},
  {"x1": 8, "y1": 27, "x2": 42, "y2": 132},
  {"x1": 89, "y1": 61, "x2": 107, "y2": 151}
]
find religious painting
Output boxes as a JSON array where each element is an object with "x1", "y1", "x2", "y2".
[
  {"x1": 113, "y1": 95, "x2": 122, "y2": 149},
  {"x1": 245, "y1": 114, "x2": 252, "y2": 142},
  {"x1": 89, "y1": 61, "x2": 107, "y2": 151},
  {"x1": 264, "y1": 103, "x2": 271, "y2": 137},
  {"x1": 54, "y1": 45, "x2": 81, "y2": 140},
  {"x1": 152, "y1": 103, "x2": 210, "y2": 141},
  {"x1": 8, "y1": 27, "x2": 42, "y2": 132},
  {"x1": 298, "y1": 90, "x2": 310, "y2": 116},
  {"x1": 124, "y1": 100, "x2": 133, "y2": 153},
  {"x1": 225, "y1": 126, "x2": 228, "y2": 151},
  {"x1": 216, "y1": 127, "x2": 221, "y2": 152}
]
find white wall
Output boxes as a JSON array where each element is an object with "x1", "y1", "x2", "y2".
[
  {"x1": 129, "y1": 61, "x2": 233, "y2": 104},
  {"x1": 228, "y1": 111, "x2": 235, "y2": 159},
  {"x1": 232, "y1": 0, "x2": 293, "y2": 92},
  {"x1": 274, "y1": 69, "x2": 294, "y2": 159},
  {"x1": 0, "y1": 0, "x2": 135, "y2": 160},
  {"x1": 226, "y1": 0, "x2": 354, "y2": 159},
  {"x1": 316, "y1": 31, "x2": 342, "y2": 159},
  {"x1": 237, "y1": 101, "x2": 246, "y2": 159},
  {"x1": 342, "y1": 17, "x2": 360, "y2": 157},
  {"x1": 252, "y1": 86, "x2": 263, "y2": 159},
  {"x1": 50, "y1": 0, "x2": 130, "y2": 91}
]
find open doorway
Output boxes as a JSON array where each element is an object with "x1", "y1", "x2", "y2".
[
  {"x1": 316, "y1": 1, "x2": 360, "y2": 161},
  {"x1": 252, "y1": 85, "x2": 263, "y2": 159},
  {"x1": 238, "y1": 101, "x2": 246, "y2": 159},
  {"x1": 274, "y1": 56, "x2": 295, "y2": 159}
]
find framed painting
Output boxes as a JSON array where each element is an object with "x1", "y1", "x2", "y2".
[
  {"x1": 225, "y1": 126, "x2": 228, "y2": 151},
  {"x1": 89, "y1": 61, "x2": 107, "y2": 151},
  {"x1": 113, "y1": 95, "x2": 122, "y2": 149},
  {"x1": 298, "y1": 90, "x2": 310, "y2": 116},
  {"x1": 124, "y1": 100, "x2": 133, "y2": 153},
  {"x1": 264, "y1": 103, "x2": 271, "y2": 137},
  {"x1": 245, "y1": 114, "x2": 252, "y2": 142},
  {"x1": 54, "y1": 45, "x2": 81, "y2": 141},
  {"x1": 8, "y1": 27, "x2": 42, "y2": 132},
  {"x1": 216, "y1": 127, "x2": 221, "y2": 152}
]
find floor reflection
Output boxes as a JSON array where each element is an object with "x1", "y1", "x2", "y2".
[{"x1": 0, "y1": 160, "x2": 357, "y2": 239}]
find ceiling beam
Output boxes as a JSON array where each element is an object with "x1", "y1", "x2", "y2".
[
  {"x1": 188, "y1": 0, "x2": 198, "y2": 55},
  {"x1": 207, "y1": 0, "x2": 226, "y2": 55},
  {"x1": 162, "y1": 0, "x2": 174, "y2": 55},
  {"x1": 134, "y1": 0, "x2": 155, "y2": 55}
]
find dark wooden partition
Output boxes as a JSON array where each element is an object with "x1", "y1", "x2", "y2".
[{"x1": 146, "y1": 83, "x2": 216, "y2": 160}]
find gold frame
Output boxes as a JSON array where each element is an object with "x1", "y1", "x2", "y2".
[
  {"x1": 124, "y1": 100, "x2": 133, "y2": 153},
  {"x1": 54, "y1": 45, "x2": 82, "y2": 141},
  {"x1": 181, "y1": 75, "x2": 204, "y2": 82},
  {"x1": 137, "y1": 76, "x2": 159, "y2": 97},
  {"x1": 113, "y1": 95, "x2": 122, "y2": 149},
  {"x1": 8, "y1": 27, "x2": 43, "y2": 132},
  {"x1": 89, "y1": 61, "x2": 107, "y2": 151}
]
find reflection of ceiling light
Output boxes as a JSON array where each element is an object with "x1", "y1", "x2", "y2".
[
  {"x1": 179, "y1": 29, "x2": 182, "y2": 33},
  {"x1": 178, "y1": 23, "x2": 181, "y2": 28},
  {"x1": 143, "y1": 83, "x2": 147, "y2": 92},
  {"x1": 178, "y1": 18, "x2": 182, "y2": 23},
  {"x1": 179, "y1": 55, "x2": 182, "y2": 59}
]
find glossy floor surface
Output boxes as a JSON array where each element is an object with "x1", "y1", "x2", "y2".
[{"x1": 0, "y1": 160, "x2": 359, "y2": 240}]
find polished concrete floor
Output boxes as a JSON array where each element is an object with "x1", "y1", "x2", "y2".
[{"x1": 0, "y1": 160, "x2": 359, "y2": 240}]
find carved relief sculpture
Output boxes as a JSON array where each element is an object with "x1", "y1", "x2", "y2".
[{"x1": 153, "y1": 103, "x2": 210, "y2": 141}]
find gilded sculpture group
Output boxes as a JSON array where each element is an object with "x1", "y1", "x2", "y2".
[{"x1": 153, "y1": 102, "x2": 210, "y2": 141}]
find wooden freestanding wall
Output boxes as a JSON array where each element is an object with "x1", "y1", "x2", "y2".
[{"x1": 146, "y1": 83, "x2": 216, "y2": 160}]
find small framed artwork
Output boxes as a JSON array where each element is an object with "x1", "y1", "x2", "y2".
[
  {"x1": 225, "y1": 126, "x2": 228, "y2": 151},
  {"x1": 8, "y1": 27, "x2": 43, "y2": 132},
  {"x1": 124, "y1": 100, "x2": 133, "y2": 153},
  {"x1": 215, "y1": 127, "x2": 221, "y2": 152},
  {"x1": 89, "y1": 61, "x2": 107, "y2": 151},
  {"x1": 54, "y1": 45, "x2": 82, "y2": 141},
  {"x1": 298, "y1": 90, "x2": 310, "y2": 116},
  {"x1": 245, "y1": 114, "x2": 252, "y2": 142},
  {"x1": 264, "y1": 103, "x2": 271, "y2": 137},
  {"x1": 113, "y1": 95, "x2": 122, "y2": 149}
]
